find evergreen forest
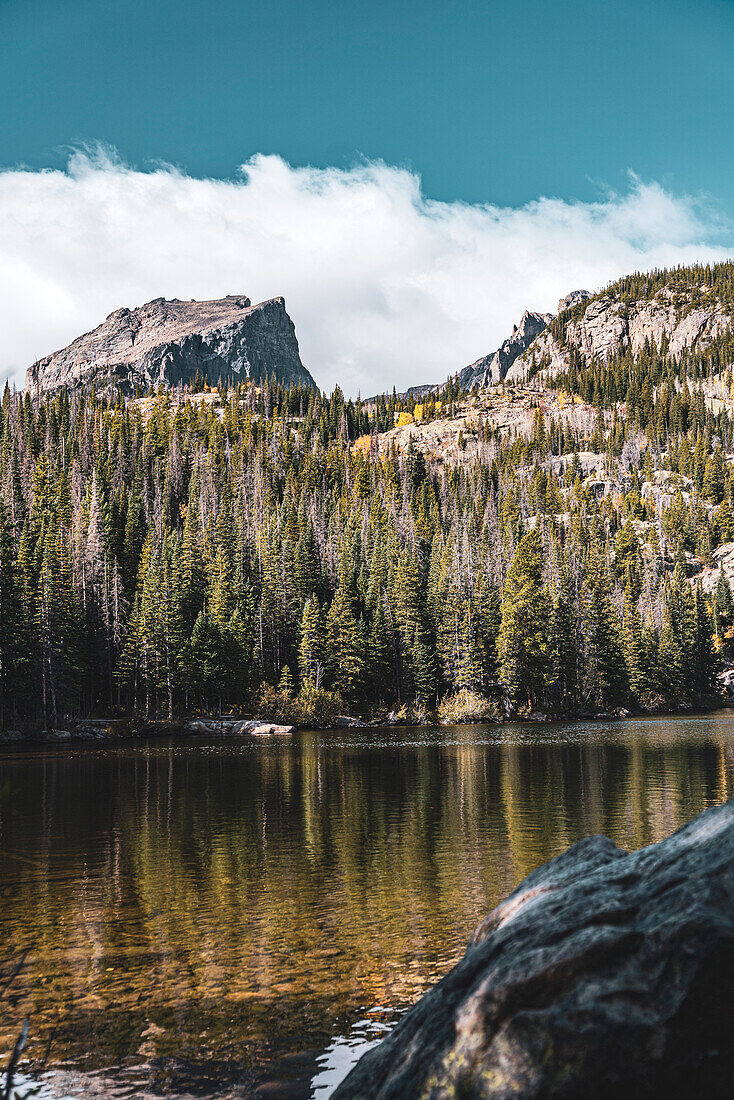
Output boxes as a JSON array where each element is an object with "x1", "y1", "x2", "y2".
[{"x1": 2, "y1": 269, "x2": 734, "y2": 732}]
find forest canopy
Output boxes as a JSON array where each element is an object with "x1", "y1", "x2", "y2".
[{"x1": 0, "y1": 326, "x2": 730, "y2": 732}]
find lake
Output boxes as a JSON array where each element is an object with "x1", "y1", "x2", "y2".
[{"x1": 1, "y1": 714, "x2": 733, "y2": 1098}]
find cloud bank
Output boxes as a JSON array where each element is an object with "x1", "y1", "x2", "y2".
[{"x1": 1, "y1": 150, "x2": 731, "y2": 395}]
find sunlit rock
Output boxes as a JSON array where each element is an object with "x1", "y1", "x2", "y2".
[
  {"x1": 25, "y1": 294, "x2": 315, "y2": 395},
  {"x1": 334, "y1": 800, "x2": 734, "y2": 1099}
]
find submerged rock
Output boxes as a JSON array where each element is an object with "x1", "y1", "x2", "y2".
[{"x1": 334, "y1": 800, "x2": 734, "y2": 1099}]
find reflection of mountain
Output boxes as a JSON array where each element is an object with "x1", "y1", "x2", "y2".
[{"x1": 1, "y1": 722, "x2": 732, "y2": 1095}]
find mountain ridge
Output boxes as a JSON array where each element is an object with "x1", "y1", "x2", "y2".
[
  {"x1": 507, "y1": 262, "x2": 734, "y2": 384},
  {"x1": 404, "y1": 290, "x2": 590, "y2": 400},
  {"x1": 25, "y1": 294, "x2": 316, "y2": 395},
  {"x1": 456, "y1": 308, "x2": 554, "y2": 389}
]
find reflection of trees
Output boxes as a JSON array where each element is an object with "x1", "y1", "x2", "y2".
[{"x1": 0, "y1": 723, "x2": 732, "y2": 1073}]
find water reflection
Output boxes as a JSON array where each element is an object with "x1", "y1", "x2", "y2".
[{"x1": 1, "y1": 714, "x2": 733, "y2": 1097}]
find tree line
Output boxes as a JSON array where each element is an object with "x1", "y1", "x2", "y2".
[{"x1": 0, "y1": 340, "x2": 730, "y2": 730}]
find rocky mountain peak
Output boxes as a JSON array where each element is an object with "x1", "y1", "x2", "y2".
[
  {"x1": 557, "y1": 289, "x2": 590, "y2": 313},
  {"x1": 26, "y1": 294, "x2": 315, "y2": 396},
  {"x1": 506, "y1": 276, "x2": 733, "y2": 385},
  {"x1": 456, "y1": 308, "x2": 554, "y2": 390},
  {"x1": 449, "y1": 295, "x2": 593, "y2": 395}
]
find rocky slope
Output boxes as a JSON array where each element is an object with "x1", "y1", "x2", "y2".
[
  {"x1": 361, "y1": 387, "x2": 598, "y2": 465},
  {"x1": 507, "y1": 281, "x2": 733, "y2": 384},
  {"x1": 457, "y1": 308, "x2": 553, "y2": 389},
  {"x1": 452, "y1": 293, "x2": 591, "y2": 392},
  {"x1": 25, "y1": 295, "x2": 316, "y2": 395},
  {"x1": 334, "y1": 800, "x2": 734, "y2": 1099},
  {"x1": 404, "y1": 295, "x2": 583, "y2": 399}
]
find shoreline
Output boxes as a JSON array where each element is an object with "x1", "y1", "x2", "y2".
[{"x1": 2, "y1": 700, "x2": 732, "y2": 748}]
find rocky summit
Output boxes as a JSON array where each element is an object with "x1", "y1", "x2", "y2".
[
  {"x1": 25, "y1": 294, "x2": 316, "y2": 395},
  {"x1": 457, "y1": 308, "x2": 553, "y2": 389},
  {"x1": 506, "y1": 278, "x2": 733, "y2": 384},
  {"x1": 334, "y1": 800, "x2": 734, "y2": 1099},
  {"x1": 408, "y1": 293, "x2": 588, "y2": 397}
]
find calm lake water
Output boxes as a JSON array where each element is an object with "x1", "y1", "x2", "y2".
[{"x1": 2, "y1": 714, "x2": 734, "y2": 1098}]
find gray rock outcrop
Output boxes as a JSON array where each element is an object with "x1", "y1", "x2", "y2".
[
  {"x1": 698, "y1": 540, "x2": 734, "y2": 595},
  {"x1": 334, "y1": 800, "x2": 734, "y2": 1099},
  {"x1": 719, "y1": 667, "x2": 734, "y2": 696},
  {"x1": 507, "y1": 285, "x2": 733, "y2": 384},
  {"x1": 454, "y1": 292, "x2": 590, "y2": 391},
  {"x1": 457, "y1": 309, "x2": 553, "y2": 389},
  {"x1": 25, "y1": 294, "x2": 316, "y2": 395},
  {"x1": 183, "y1": 718, "x2": 294, "y2": 736},
  {"x1": 557, "y1": 288, "x2": 590, "y2": 313}
]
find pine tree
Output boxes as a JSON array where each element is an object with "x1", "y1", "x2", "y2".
[
  {"x1": 579, "y1": 557, "x2": 627, "y2": 708},
  {"x1": 715, "y1": 496, "x2": 734, "y2": 544},
  {"x1": 703, "y1": 445, "x2": 725, "y2": 503},
  {"x1": 667, "y1": 561, "x2": 697, "y2": 699},
  {"x1": 623, "y1": 600, "x2": 648, "y2": 703},
  {"x1": 657, "y1": 610, "x2": 685, "y2": 701},
  {"x1": 325, "y1": 587, "x2": 363, "y2": 698},
  {"x1": 278, "y1": 664, "x2": 294, "y2": 697},
  {"x1": 496, "y1": 530, "x2": 553, "y2": 712},
  {"x1": 298, "y1": 595, "x2": 323, "y2": 687},
  {"x1": 692, "y1": 583, "x2": 719, "y2": 696},
  {"x1": 715, "y1": 567, "x2": 733, "y2": 621},
  {"x1": 38, "y1": 516, "x2": 83, "y2": 728},
  {"x1": 551, "y1": 562, "x2": 578, "y2": 707},
  {"x1": 188, "y1": 611, "x2": 221, "y2": 713},
  {"x1": 0, "y1": 500, "x2": 27, "y2": 724}
]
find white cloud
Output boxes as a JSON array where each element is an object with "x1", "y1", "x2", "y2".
[{"x1": 0, "y1": 149, "x2": 731, "y2": 395}]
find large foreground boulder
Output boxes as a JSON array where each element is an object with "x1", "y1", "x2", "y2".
[{"x1": 334, "y1": 801, "x2": 734, "y2": 1099}]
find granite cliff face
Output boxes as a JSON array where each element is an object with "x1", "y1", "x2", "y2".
[
  {"x1": 25, "y1": 295, "x2": 316, "y2": 395},
  {"x1": 506, "y1": 284, "x2": 732, "y2": 384},
  {"x1": 457, "y1": 308, "x2": 553, "y2": 389},
  {"x1": 442, "y1": 292, "x2": 588, "y2": 395},
  {"x1": 556, "y1": 288, "x2": 590, "y2": 314},
  {"x1": 335, "y1": 800, "x2": 734, "y2": 1099}
]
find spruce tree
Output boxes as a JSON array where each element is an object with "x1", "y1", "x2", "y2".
[
  {"x1": 325, "y1": 587, "x2": 363, "y2": 698},
  {"x1": 623, "y1": 601, "x2": 648, "y2": 704},
  {"x1": 299, "y1": 595, "x2": 323, "y2": 687},
  {"x1": 496, "y1": 530, "x2": 553, "y2": 712}
]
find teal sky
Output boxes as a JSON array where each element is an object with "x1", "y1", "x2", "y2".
[
  {"x1": 3, "y1": 0, "x2": 734, "y2": 210},
  {"x1": 3, "y1": 0, "x2": 734, "y2": 394}
]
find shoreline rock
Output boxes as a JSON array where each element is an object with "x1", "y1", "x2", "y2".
[
  {"x1": 0, "y1": 717, "x2": 297, "y2": 744},
  {"x1": 181, "y1": 718, "x2": 295, "y2": 736},
  {"x1": 333, "y1": 800, "x2": 734, "y2": 1099},
  {"x1": 0, "y1": 702, "x2": 730, "y2": 746}
]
